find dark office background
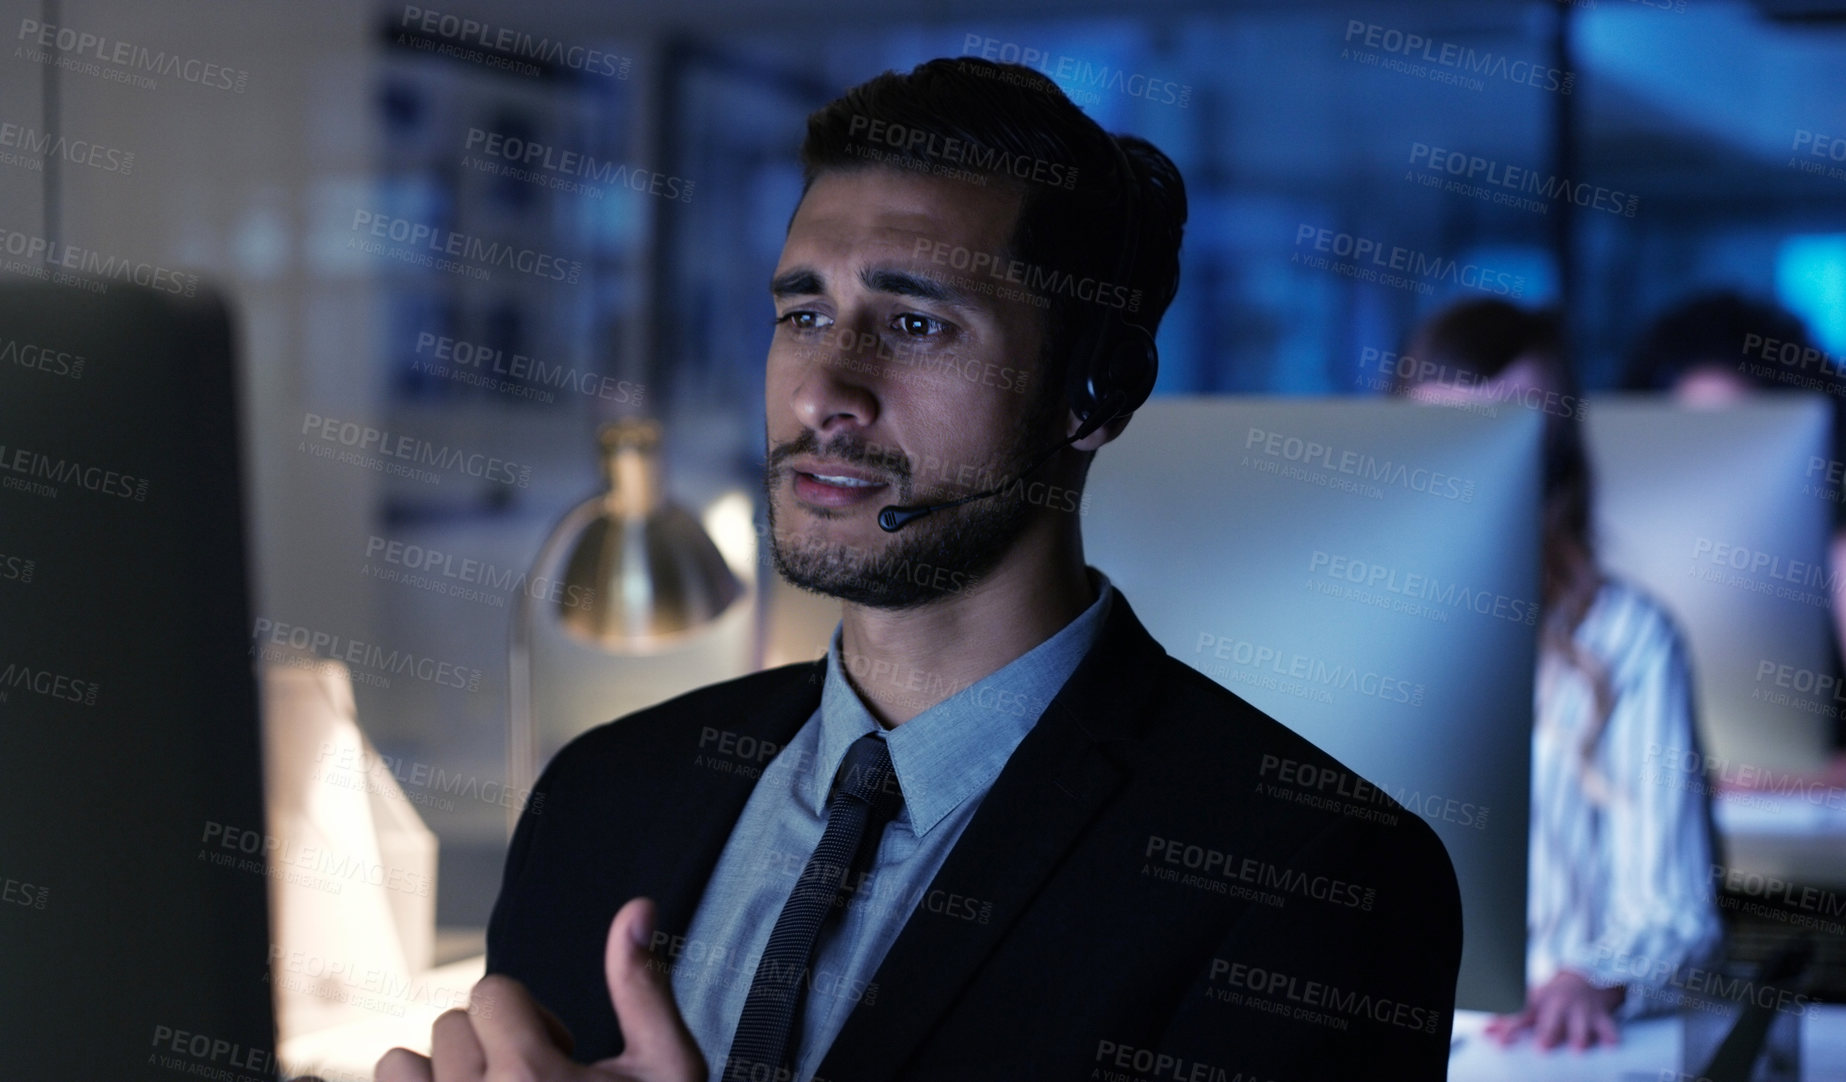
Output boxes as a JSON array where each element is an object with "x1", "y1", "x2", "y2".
[{"x1": 5, "y1": 0, "x2": 1844, "y2": 991}]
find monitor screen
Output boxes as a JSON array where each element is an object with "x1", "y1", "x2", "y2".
[
  {"x1": 0, "y1": 274, "x2": 277, "y2": 1079},
  {"x1": 1084, "y1": 395, "x2": 1542, "y2": 1012},
  {"x1": 1584, "y1": 395, "x2": 1835, "y2": 774}
]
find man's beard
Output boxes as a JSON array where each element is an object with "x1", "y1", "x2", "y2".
[{"x1": 764, "y1": 390, "x2": 1059, "y2": 610}]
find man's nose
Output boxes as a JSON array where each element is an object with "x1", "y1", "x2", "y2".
[{"x1": 791, "y1": 328, "x2": 882, "y2": 434}]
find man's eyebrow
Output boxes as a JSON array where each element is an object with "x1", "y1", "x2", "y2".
[
  {"x1": 770, "y1": 268, "x2": 824, "y2": 298},
  {"x1": 770, "y1": 264, "x2": 983, "y2": 310},
  {"x1": 860, "y1": 266, "x2": 977, "y2": 309}
]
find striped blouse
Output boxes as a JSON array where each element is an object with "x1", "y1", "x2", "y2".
[{"x1": 1526, "y1": 578, "x2": 1724, "y2": 1012}]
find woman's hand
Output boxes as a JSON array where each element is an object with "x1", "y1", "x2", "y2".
[{"x1": 1484, "y1": 969, "x2": 1624, "y2": 1052}]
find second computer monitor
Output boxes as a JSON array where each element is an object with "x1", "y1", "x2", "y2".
[
  {"x1": 1083, "y1": 395, "x2": 1541, "y2": 1012},
  {"x1": 1584, "y1": 395, "x2": 1836, "y2": 773}
]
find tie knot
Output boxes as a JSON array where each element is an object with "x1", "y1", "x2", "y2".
[{"x1": 833, "y1": 733, "x2": 902, "y2": 815}]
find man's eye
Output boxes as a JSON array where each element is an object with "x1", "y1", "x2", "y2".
[
  {"x1": 774, "y1": 311, "x2": 829, "y2": 331},
  {"x1": 894, "y1": 313, "x2": 946, "y2": 337}
]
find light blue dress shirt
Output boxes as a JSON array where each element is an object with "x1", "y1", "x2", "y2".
[{"x1": 670, "y1": 568, "x2": 1115, "y2": 1082}]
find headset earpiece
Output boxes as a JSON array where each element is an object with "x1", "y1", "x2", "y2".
[{"x1": 1067, "y1": 133, "x2": 1159, "y2": 437}]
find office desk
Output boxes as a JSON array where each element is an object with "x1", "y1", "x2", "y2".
[
  {"x1": 1715, "y1": 785, "x2": 1846, "y2": 890},
  {"x1": 279, "y1": 963, "x2": 1846, "y2": 1081},
  {"x1": 278, "y1": 954, "x2": 488, "y2": 1082},
  {"x1": 1448, "y1": 1005, "x2": 1846, "y2": 1081}
]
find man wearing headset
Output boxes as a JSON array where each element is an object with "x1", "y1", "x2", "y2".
[{"x1": 379, "y1": 57, "x2": 1463, "y2": 1082}]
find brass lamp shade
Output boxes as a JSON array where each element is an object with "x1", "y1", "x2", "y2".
[
  {"x1": 508, "y1": 417, "x2": 757, "y2": 830},
  {"x1": 550, "y1": 419, "x2": 743, "y2": 649}
]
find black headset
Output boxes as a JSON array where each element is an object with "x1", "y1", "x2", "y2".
[
  {"x1": 878, "y1": 132, "x2": 1160, "y2": 532},
  {"x1": 1065, "y1": 133, "x2": 1161, "y2": 445}
]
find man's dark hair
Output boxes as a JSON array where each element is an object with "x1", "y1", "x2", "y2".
[
  {"x1": 796, "y1": 57, "x2": 1187, "y2": 421},
  {"x1": 1622, "y1": 290, "x2": 1812, "y2": 391}
]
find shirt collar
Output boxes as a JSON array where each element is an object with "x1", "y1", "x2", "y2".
[{"x1": 810, "y1": 568, "x2": 1115, "y2": 836}]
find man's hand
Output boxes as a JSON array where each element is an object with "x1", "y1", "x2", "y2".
[
  {"x1": 1484, "y1": 969, "x2": 1625, "y2": 1052},
  {"x1": 376, "y1": 897, "x2": 708, "y2": 1082}
]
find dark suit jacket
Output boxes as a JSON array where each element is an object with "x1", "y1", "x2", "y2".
[{"x1": 487, "y1": 590, "x2": 1464, "y2": 1080}]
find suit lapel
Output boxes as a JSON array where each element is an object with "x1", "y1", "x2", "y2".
[
  {"x1": 817, "y1": 595, "x2": 1166, "y2": 1081},
  {"x1": 643, "y1": 659, "x2": 829, "y2": 944}
]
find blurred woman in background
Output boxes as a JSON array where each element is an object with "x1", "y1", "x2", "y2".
[
  {"x1": 1626, "y1": 292, "x2": 1846, "y2": 748},
  {"x1": 1393, "y1": 299, "x2": 1723, "y2": 1051}
]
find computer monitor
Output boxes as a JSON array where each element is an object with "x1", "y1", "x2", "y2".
[
  {"x1": 1083, "y1": 396, "x2": 1541, "y2": 1012},
  {"x1": 1583, "y1": 395, "x2": 1836, "y2": 773},
  {"x1": 0, "y1": 275, "x2": 278, "y2": 1078}
]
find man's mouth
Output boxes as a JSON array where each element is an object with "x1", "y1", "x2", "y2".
[
  {"x1": 790, "y1": 466, "x2": 891, "y2": 508},
  {"x1": 810, "y1": 472, "x2": 880, "y2": 487}
]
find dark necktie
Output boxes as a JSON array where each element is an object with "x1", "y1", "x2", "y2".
[{"x1": 725, "y1": 732, "x2": 903, "y2": 1080}]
